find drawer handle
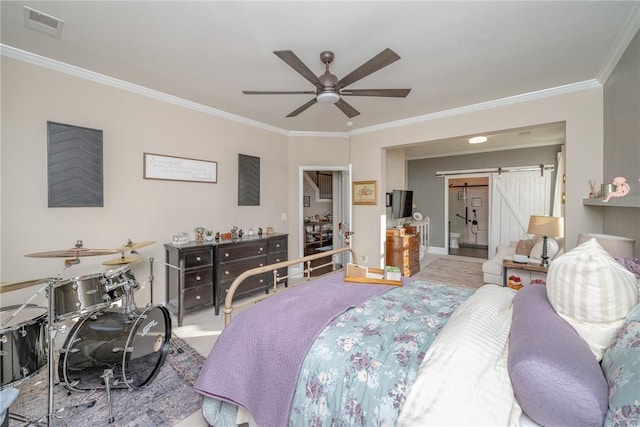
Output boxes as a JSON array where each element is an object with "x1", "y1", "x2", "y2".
[
  {"x1": 259, "y1": 279, "x2": 264, "y2": 283},
  {"x1": 276, "y1": 258, "x2": 281, "y2": 262},
  {"x1": 259, "y1": 263, "x2": 264, "y2": 267},
  {"x1": 196, "y1": 276, "x2": 201, "y2": 281},
  {"x1": 196, "y1": 295, "x2": 201, "y2": 300},
  {"x1": 225, "y1": 289, "x2": 229, "y2": 294},
  {"x1": 225, "y1": 253, "x2": 229, "y2": 258},
  {"x1": 276, "y1": 243, "x2": 281, "y2": 248},
  {"x1": 225, "y1": 271, "x2": 229, "y2": 275},
  {"x1": 196, "y1": 256, "x2": 202, "y2": 262},
  {"x1": 259, "y1": 248, "x2": 264, "y2": 252}
]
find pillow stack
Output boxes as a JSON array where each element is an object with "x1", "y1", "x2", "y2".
[{"x1": 546, "y1": 238, "x2": 638, "y2": 360}]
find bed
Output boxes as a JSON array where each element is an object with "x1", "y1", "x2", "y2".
[{"x1": 194, "y1": 242, "x2": 640, "y2": 427}]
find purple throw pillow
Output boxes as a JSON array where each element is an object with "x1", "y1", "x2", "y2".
[{"x1": 508, "y1": 284, "x2": 608, "y2": 427}]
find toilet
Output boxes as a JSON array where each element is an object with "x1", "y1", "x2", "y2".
[{"x1": 449, "y1": 232, "x2": 461, "y2": 249}]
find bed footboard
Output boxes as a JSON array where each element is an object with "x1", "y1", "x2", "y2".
[{"x1": 223, "y1": 247, "x2": 357, "y2": 326}]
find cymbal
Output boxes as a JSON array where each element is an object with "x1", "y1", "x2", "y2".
[
  {"x1": 103, "y1": 256, "x2": 143, "y2": 266},
  {"x1": 25, "y1": 248, "x2": 121, "y2": 258},
  {"x1": 117, "y1": 240, "x2": 156, "y2": 252},
  {"x1": 0, "y1": 278, "x2": 57, "y2": 294}
]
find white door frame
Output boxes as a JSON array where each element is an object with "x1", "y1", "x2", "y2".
[
  {"x1": 443, "y1": 173, "x2": 491, "y2": 254},
  {"x1": 298, "y1": 165, "x2": 351, "y2": 261}
]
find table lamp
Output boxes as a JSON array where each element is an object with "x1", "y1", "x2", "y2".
[{"x1": 527, "y1": 215, "x2": 564, "y2": 267}]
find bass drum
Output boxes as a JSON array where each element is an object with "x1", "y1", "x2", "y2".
[
  {"x1": 0, "y1": 305, "x2": 47, "y2": 388},
  {"x1": 58, "y1": 305, "x2": 171, "y2": 391}
]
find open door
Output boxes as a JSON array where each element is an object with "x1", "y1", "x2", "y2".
[{"x1": 299, "y1": 165, "x2": 352, "y2": 268}]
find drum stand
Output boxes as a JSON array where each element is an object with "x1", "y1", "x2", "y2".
[{"x1": 133, "y1": 251, "x2": 184, "y2": 353}]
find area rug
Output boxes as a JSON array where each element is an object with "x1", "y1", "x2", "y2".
[
  {"x1": 414, "y1": 258, "x2": 485, "y2": 289},
  {"x1": 8, "y1": 335, "x2": 204, "y2": 426}
]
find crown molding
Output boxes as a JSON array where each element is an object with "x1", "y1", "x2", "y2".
[
  {"x1": 2, "y1": 44, "x2": 603, "y2": 139},
  {"x1": 349, "y1": 79, "x2": 602, "y2": 136},
  {"x1": 0, "y1": 44, "x2": 290, "y2": 136},
  {"x1": 597, "y1": 3, "x2": 640, "y2": 84}
]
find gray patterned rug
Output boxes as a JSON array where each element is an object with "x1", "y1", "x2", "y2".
[
  {"x1": 8, "y1": 335, "x2": 204, "y2": 426},
  {"x1": 414, "y1": 258, "x2": 485, "y2": 289}
]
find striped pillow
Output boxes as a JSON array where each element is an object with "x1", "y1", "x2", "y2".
[{"x1": 546, "y1": 238, "x2": 638, "y2": 361}]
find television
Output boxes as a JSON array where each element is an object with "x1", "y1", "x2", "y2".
[{"x1": 391, "y1": 189, "x2": 413, "y2": 219}]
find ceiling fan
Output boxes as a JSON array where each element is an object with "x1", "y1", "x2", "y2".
[{"x1": 243, "y1": 48, "x2": 411, "y2": 118}]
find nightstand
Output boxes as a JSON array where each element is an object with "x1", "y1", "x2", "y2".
[{"x1": 502, "y1": 258, "x2": 548, "y2": 287}]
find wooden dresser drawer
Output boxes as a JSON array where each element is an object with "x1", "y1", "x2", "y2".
[
  {"x1": 268, "y1": 236, "x2": 288, "y2": 253},
  {"x1": 184, "y1": 284, "x2": 213, "y2": 309},
  {"x1": 219, "y1": 274, "x2": 266, "y2": 302},
  {"x1": 218, "y1": 255, "x2": 268, "y2": 284},
  {"x1": 183, "y1": 249, "x2": 212, "y2": 269},
  {"x1": 184, "y1": 267, "x2": 213, "y2": 289},
  {"x1": 218, "y1": 241, "x2": 267, "y2": 262}
]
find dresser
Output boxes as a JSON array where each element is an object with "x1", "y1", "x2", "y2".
[
  {"x1": 164, "y1": 233, "x2": 288, "y2": 326},
  {"x1": 385, "y1": 229, "x2": 420, "y2": 277},
  {"x1": 215, "y1": 233, "x2": 288, "y2": 315}
]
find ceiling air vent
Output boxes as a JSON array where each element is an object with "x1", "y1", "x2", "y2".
[{"x1": 23, "y1": 6, "x2": 64, "y2": 39}]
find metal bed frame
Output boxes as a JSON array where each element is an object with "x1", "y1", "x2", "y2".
[{"x1": 223, "y1": 247, "x2": 357, "y2": 326}]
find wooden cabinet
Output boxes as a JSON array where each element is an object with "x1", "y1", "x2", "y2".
[
  {"x1": 164, "y1": 243, "x2": 214, "y2": 327},
  {"x1": 165, "y1": 233, "x2": 288, "y2": 325},
  {"x1": 304, "y1": 221, "x2": 333, "y2": 276},
  {"x1": 385, "y1": 229, "x2": 420, "y2": 277}
]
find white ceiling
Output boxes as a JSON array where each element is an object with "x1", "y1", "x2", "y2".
[{"x1": 1, "y1": 1, "x2": 639, "y2": 149}]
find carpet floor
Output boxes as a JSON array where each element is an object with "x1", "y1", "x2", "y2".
[
  {"x1": 414, "y1": 258, "x2": 486, "y2": 289},
  {"x1": 8, "y1": 335, "x2": 204, "y2": 427}
]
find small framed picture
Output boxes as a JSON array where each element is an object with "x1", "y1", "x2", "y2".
[
  {"x1": 472, "y1": 197, "x2": 482, "y2": 207},
  {"x1": 353, "y1": 180, "x2": 377, "y2": 205},
  {"x1": 303, "y1": 195, "x2": 310, "y2": 207},
  {"x1": 457, "y1": 191, "x2": 464, "y2": 200}
]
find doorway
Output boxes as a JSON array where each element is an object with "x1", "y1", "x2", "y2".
[
  {"x1": 299, "y1": 166, "x2": 352, "y2": 271},
  {"x1": 447, "y1": 177, "x2": 489, "y2": 259}
]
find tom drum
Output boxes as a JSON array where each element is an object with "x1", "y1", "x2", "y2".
[
  {"x1": 102, "y1": 265, "x2": 139, "y2": 302},
  {"x1": 0, "y1": 305, "x2": 47, "y2": 387},
  {"x1": 58, "y1": 305, "x2": 171, "y2": 391},
  {"x1": 51, "y1": 273, "x2": 109, "y2": 321}
]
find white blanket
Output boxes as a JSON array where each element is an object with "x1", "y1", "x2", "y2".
[{"x1": 397, "y1": 284, "x2": 523, "y2": 426}]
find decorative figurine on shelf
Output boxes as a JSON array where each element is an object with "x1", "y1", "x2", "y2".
[
  {"x1": 194, "y1": 226, "x2": 205, "y2": 243},
  {"x1": 603, "y1": 176, "x2": 630, "y2": 203},
  {"x1": 215, "y1": 232, "x2": 220, "y2": 241},
  {"x1": 238, "y1": 229, "x2": 244, "y2": 238},
  {"x1": 230, "y1": 225, "x2": 238, "y2": 240},
  {"x1": 205, "y1": 230, "x2": 214, "y2": 242},
  {"x1": 258, "y1": 227, "x2": 263, "y2": 236},
  {"x1": 248, "y1": 228, "x2": 255, "y2": 236}
]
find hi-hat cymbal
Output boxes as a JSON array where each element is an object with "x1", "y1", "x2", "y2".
[
  {"x1": 25, "y1": 247, "x2": 121, "y2": 258},
  {"x1": 103, "y1": 256, "x2": 143, "y2": 266},
  {"x1": 117, "y1": 240, "x2": 156, "y2": 252}
]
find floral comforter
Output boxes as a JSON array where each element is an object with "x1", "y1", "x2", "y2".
[{"x1": 287, "y1": 280, "x2": 473, "y2": 427}]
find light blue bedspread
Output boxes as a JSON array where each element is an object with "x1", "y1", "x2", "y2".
[
  {"x1": 288, "y1": 280, "x2": 473, "y2": 426},
  {"x1": 201, "y1": 279, "x2": 473, "y2": 426}
]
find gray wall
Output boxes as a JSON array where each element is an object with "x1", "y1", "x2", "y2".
[
  {"x1": 603, "y1": 29, "x2": 640, "y2": 255},
  {"x1": 408, "y1": 145, "x2": 562, "y2": 248}
]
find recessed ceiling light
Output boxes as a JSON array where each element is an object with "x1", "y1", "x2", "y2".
[
  {"x1": 23, "y1": 6, "x2": 64, "y2": 39},
  {"x1": 469, "y1": 136, "x2": 487, "y2": 144}
]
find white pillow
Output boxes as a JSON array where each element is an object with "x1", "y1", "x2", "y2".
[
  {"x1": 546, "y1": 238, "x2": 638, "y2": 360},
  {"x1": 529, "y1": 237, "x2": 560, "y2": 261}
]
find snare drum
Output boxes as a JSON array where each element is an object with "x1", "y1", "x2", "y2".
[
  {"x1": 58, "y1": 305, "x2": 171, "y2": 391},
  {"x1": 51, "y1": 273, "x2": 109, "y2": 321},
  {"x1": 0, "y1": 305, "x2": 47, "y2": 387},
  {"x1": 103, "y1": 265, "x2": 139, "y2": 301}
]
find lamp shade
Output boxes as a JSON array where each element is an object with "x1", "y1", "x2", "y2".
[{"x1": 527, "y1": 215, "x2": 564, "y2": 237}]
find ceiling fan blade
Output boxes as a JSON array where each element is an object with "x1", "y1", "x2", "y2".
[
  {"x1": 286, "y1": 98, "x2": 318, "y2": 117},
  {"x1": 243, "y1": 90, "x2": 315, "y2": 95},
  {"x1": 335, "y1": 98, "x2": 360, "y2": 118},
  {"x1": 336, "y1": 48, "x2": 401, "y2": 89},
  {"x1": 341, "y1": 89, "x2": 411, "y2": 97},
  {"x1": 274, "y1": 51, "x2": 324, "y2": 89}
]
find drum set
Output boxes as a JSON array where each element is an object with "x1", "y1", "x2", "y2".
[{"x1": 0, "y1": 240, "x2": 174, "y2": 425}]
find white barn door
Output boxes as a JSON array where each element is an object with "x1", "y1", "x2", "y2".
[{"x1": 489, "y1": 170, "x2": 553, "y2": 257}]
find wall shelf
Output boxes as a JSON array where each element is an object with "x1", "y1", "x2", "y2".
[{"x1": 582, "y1": 195, "x2": 640, "y2": 208}]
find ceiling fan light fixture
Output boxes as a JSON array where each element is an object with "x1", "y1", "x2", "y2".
[
  {"x1": 469, "y1": 136, "x2": 488, "y2": 144},
  {"x1": 317, "y1": 91, "x2": 340, "y2": 104}
]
